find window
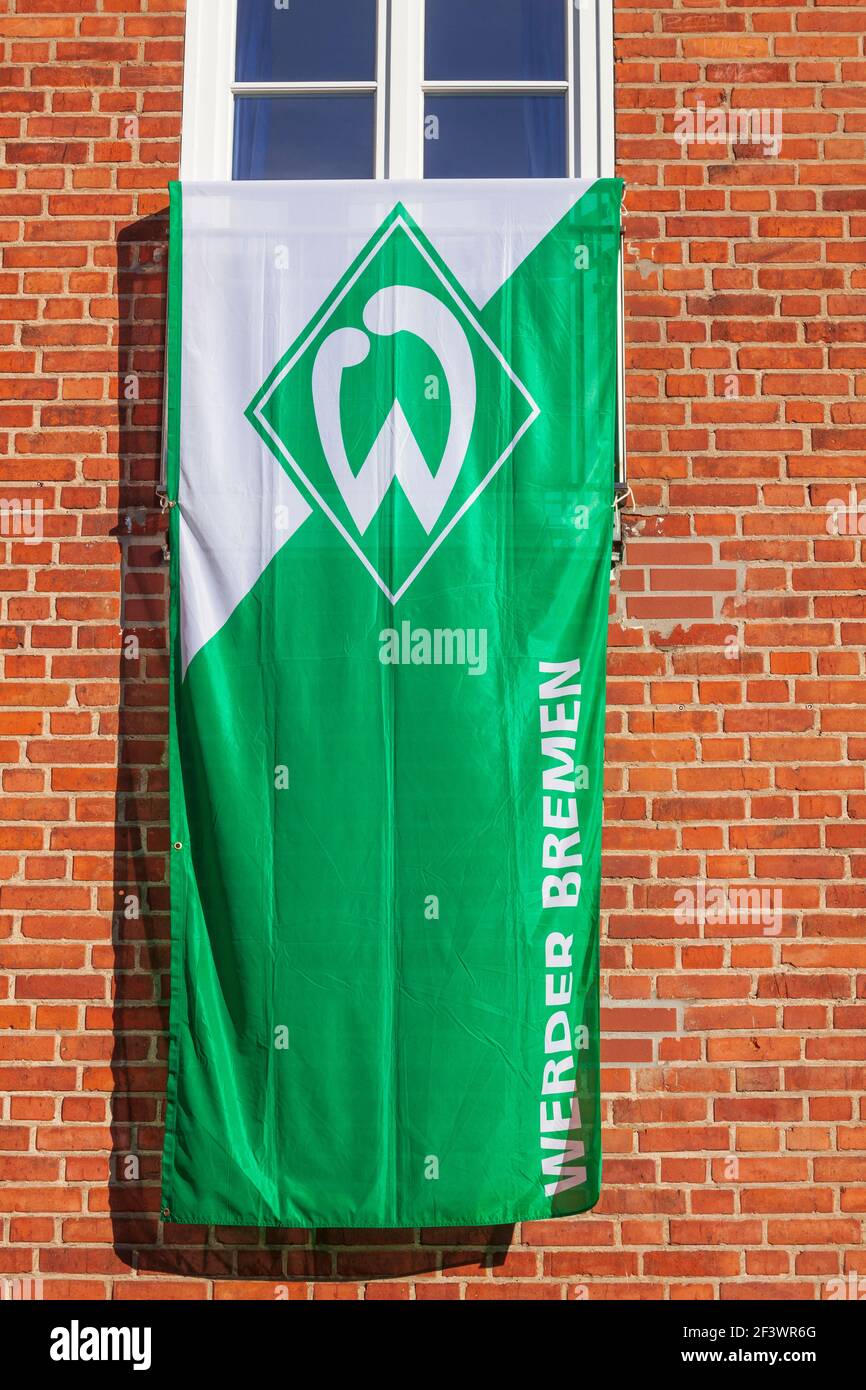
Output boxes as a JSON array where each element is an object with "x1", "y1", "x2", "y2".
[{"x1": 181, "y1": 0, "x2": 615, "y2": 181}]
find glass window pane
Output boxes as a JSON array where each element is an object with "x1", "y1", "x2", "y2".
[
  {"x1": 235, "y1": 0, "x2": 377, "y2": 82},
  {"x1": 425, "y1": 0, "x2": 565, "y2": 81},
  {"x1": 233, "y1": 96, "x2": 375, "y2": 179},
  {"x1": 424, "y1": 95, "x2": 566, "y2": 178}
]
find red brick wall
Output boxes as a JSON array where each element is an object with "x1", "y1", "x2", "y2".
[{"x1": 0, "y1": 0, "x2": 863, "y2": 1300}]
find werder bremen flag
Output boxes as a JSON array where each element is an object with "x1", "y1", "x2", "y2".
[{"x1": 163, "y1": 178, "x2": 622, "y2": 1228}]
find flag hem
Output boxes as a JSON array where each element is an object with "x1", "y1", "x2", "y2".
[{"x1": 161, "y1": 179, "x2": 185, "y2": 1221}]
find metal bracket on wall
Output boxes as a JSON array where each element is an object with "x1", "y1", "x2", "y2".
[
  {"x1": 612, "y1": 227, "x2": 629, "y2": 568},
  {"x1": 157, "y1": 293, "x2": 170, "y2": 504}
]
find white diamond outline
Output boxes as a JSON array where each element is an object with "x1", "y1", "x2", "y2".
[{"x1": 250, "y1": 213, "x2": 541, "y2": 605}]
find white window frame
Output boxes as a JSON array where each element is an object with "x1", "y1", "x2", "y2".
[{"x1": 180, "y1": 0, "x2": 615, "y2": 182}]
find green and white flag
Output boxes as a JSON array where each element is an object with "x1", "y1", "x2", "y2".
[{"x1": 163, "y1": 178, "x2": 621, "y2": 1228}]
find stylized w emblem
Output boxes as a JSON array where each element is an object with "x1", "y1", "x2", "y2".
[{"x1": 311, "y1": 285, "x2": 477, "y2": 535}]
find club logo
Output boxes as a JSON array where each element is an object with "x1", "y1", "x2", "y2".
[
  {"x1": 312, "y1": 284, "x2": 476, "y2": 537},
  {"x1": 247, "y1": 204, "x2": 539, "y2": 603}
]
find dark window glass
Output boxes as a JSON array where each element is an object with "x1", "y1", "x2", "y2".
[
  {"x1": 424, "y1": 95, "x2": 566, "y2": 178},
  {"x1": 233, "y1": 96, "x2": 376, "y2": 179},
  {"x1": 235, "y1": 0, "x2": 377, "y2": 83},
  {"x1": 425, "y1": 0, "x2": 565, "y2": 81}
]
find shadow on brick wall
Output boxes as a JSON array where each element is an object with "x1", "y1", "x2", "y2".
[{"x1": 108, "y1": 213, "x2": 514, "y2": 1290}]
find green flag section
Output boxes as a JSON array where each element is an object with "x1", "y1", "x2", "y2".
[{"x1": 163, "y1": 178, "x2": 622, "y2": 1228}]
